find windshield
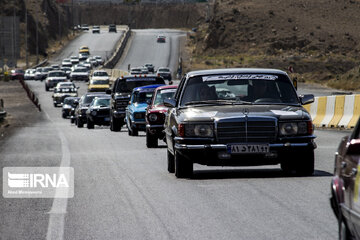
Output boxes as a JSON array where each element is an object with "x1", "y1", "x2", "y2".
[
  {"x1": 180, "y1": 74, "x2": 299, "y2": 106},
  {"x1": 115, "y1": 78, "x2": 165, "y2": 93},
  {"x1": 93, "y1": 72, "x2": 108, "y2": 77},
  {"x1": 49, "y1": 72, "x2": 66, "y2": 77},
  {"x1": 74, "y1": 68, "x2": 87, "y2": 73},
  {"x1": 92, "y1": 79, "x2": 109, "y2": 85},
  {"x1": 83, "y1": 96, "x2": 97, "y2": 104},
  {"x1": 158, "y1": 68, "x2": 169, "y2": 72},
  {"x1": 132, "y1": 91, "x2": 154, "y2": 104},
  {"x1": 64, "y1": 98, "x2": 76, "y2": 105},
  {"x1": 154, "y1": 89, "x2": 176, "y2": 106},
  {"x1": 93, "y1": 98, "x2": 110, "y2": 107}
]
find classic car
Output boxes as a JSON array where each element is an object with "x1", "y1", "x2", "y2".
[
  {"x1": 70, "y1": 67, "x2": 89, "y2": 81},
  {"x1": 86, "y1": 96, "x2": 111, "y2": 129},
  {"x1": 109, "y1": 24, "x2": 117, "y2": 33},
  {"x1": 156, "y1": 67, "x2": 172, "y2": 83},
  {"x1": 52, "y1": 82, "x2": 78, "y2": 107},
  {"x1": 10, "y1": 69, "x2": 25, "y2": 80},
  {"x1": 145, "y1": 85, "x2": 177, "y2": 148},
  {"x1": 92, "y1": 25, "x2": 100, "y2": 34},
  {"x1": 144, "y1": 63, "x2": 155, "y2": 73},
  {"x1": 108, "y1": 75, "x2": 165, "y2": 132},
  {"x1": 330, "y1": 117, "x2": 360, "y2": 240},
  {"x1": 24, "y1": 69, "x2": 36, "y2": 80},
  {"x1": 45, "y1": 70, "x2": 68, "y2": 91},
  {"x1": 88, "y1": 70, "x2": 110, "y2": 92},
  {"x1": 74, "y1": 92, "x2": 108, "y2": 128},
  {"x1": 164, "y1": 68, "x2": 316, "y2": 178},
  {"x1": 126, "y1": 84, "x2": 165, "y2": 136},
  {"x1": 62, "y1": 97, "x2": 80, "y2": 119},
  {"x1": 79, "y1": 46, "x2": 90, "y2": 55},
  {"x1": 157, "y1": 35, "x2": 166, "y2": 43}
]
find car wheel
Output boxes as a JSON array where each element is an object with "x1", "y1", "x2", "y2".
[
  {"x1": 175, "y1": 150, "x2": 193, "y2": 178},
  {"x1": 339, "y1": 216, "x2": 352, "y2": 240},
  {"x1": 87, "y1": 118, "x2": 94, "y2": 129},
  {"x1": 45, "y1": 86, "x2": 49, "y2": 91},
  {"x1": 77, "y1": 118, "x2": 83, "y2": 128},
  {"x1": 62, "y1": 112, "x2": 66, "y2": 119},
  {"x1": 70, "y1": 118, "x2": 75, "y2": 124},
  {"x1": 54, "y1": 103, "x2": 57, "y2": 107},
  {"x1": 132, "y1": 127, "x2": 138, "y2": 136},
  {"x1": 296, "y1": 149, "x2": 315, "y2": 176},
  {"x1": 167, "y1": 150, "x2": 175, "y2": 173},
  {"x1": 146, "y1": 129, "x2": 158, "y2": 148},
  {"x1": 110, "y1": 117, "x2": 121, "y2": 132}
]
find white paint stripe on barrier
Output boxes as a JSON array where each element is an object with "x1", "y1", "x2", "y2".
[
  {"x1": 338, "y1": 95, "x2": 355, "y2": 128},
  {"x1": 321, "y1": 95, "x2": 336, "y2": 127},
  {"x1": 309, "y1": 97, "x2": 318, "y2": 121}
]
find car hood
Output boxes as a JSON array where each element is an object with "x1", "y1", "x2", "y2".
[
  {"x1": 47, "y1": 77, "x2": 67, "y2": 80},
  {"x1": 178, "y1": 105, "x2": 310, "y2": 122},
  {"x1": 89, "y1": 84, "x2": 110, "y2": 89},
  {"x1": 149, "y1": 105, "x2": 168, "y2": 113},
  {"x1": 130, "y1": 103, "x2": 148, "y2": 112},
  {"x1": 71, "y1": 72, "x2": 88, "y2": 76},
  {"x1": 91, "y1": 76, "x2": 109, "y2": 81}
]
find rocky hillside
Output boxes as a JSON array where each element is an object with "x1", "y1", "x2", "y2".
[{"x1": 192, "y1": 0, "x2": 360, "y2": 90}]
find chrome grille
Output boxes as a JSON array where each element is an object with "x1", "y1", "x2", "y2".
[
  {"x1": 216, "y1": 117, "x2": 277, "y2": 144},
  {"x1": 116, "y1": 99, "x2": 129, "y2": 111}
]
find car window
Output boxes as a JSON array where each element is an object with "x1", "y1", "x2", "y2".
[
  {"x1": 132, "y1": 91, "x2": 154, "y2": 104},
  {"x1": 180, "y1": 74, "x2": 299, "y2": 106},
  {"x1": 92, "y1": 79, "x2": 109, "y2": 85},
  {"x1": 154, "y1": 89, "x2": 177, "y2": 106},
  {"x1": 93, "y1": 98, "x2": 110, "y2": 107},
  {"x1": 93, "y1": 72, "x2": 108, "y2": 77}
]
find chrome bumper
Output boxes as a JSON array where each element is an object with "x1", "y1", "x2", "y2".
[{"x1": 175, "y1": 142, "x2": 316, "y2": 150}]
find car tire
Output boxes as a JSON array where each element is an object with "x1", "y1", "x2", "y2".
[
  {"x1": 77, "y1": 118, "x2": 83, "y2": 128},
  {"x1": 296, "y1": 149, "x2": 315, "y2": 176},
  {"x1": 87, "y1": 118, "x2": 94, "y2": 129},
  {"x1": 71, "y1": 118, "x2": 75, "y2": 124},
  {"x1": 62, "y1": 112, "x2": 66, "y2": 118},
  {"x1": 167, "y1": 150, "x2": 175, "y2": 173},
  {"x1": 146, "y1": 129, "x2": 158, "y2": 148},
  {"x1": 132, "y1": 127, "x2": 138, "y2": 136},
  {"x1": 110, "y1": 117, "x2": 121, "y2": 132},
  {"x1": 45, "y1": 86, "x2": 49, "y2": 91},
  {"x1": 174, "y1": 150, "x2": 193, "y2": 178}
]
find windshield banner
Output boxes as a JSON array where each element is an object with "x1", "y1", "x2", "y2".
[{"x1": 203, "y1": 74, "x2": 278, "y2": 81}]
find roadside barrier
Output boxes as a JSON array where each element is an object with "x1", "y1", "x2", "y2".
[
  {"x1": 19, "y1": 80, "x2": 41, "y2": 112},
  {"x1": 103, "y1": 27, "x2": 131, "y2": 69},
  {"x1": 304, "y1": 94, "x2": 360, "y2": 129},
  {"x1": 0, "y1": 98, "x2": 6, "y2": 120}
]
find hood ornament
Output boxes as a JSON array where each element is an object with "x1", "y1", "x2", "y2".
[{"x1": 243, "y1": 108, "x2": 249, "y2": 116}]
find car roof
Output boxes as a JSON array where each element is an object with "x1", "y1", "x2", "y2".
[
  {"x1": 156, "y1": 85, "x2": 177, "y2": 91},
  {"x1": 134, "y1": 84, "x2": 165, "y2": 92},
  {"x1": 49, "y1": 70, "x2": 65, "y2": 73},
  {"x1": 186, "y1": 68, "x2": 288, "y2": 78}
]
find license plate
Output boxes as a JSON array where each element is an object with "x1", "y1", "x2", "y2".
[
  {"x1": 104, "y1": 117, "x2": 110, "y2": 121},
  {"x1": 228, "y1": 144, "x2": 269, "y2": 154}
]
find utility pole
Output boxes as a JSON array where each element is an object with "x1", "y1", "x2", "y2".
[
  {"x1": 12, "y1": 4, "x2": 15, "y2": 68},
  {"x1": 35, "y1": 10, "x2": 39, "y2": 64}
]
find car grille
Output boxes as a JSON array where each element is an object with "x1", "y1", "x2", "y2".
[
  {"x1": 116, "y1": 99, "x2": 129, "y2": 111},
  {"x1": 216, "y1": 117, "x2": 277, "y2": 144},
  {"x1": 134, "y1": 112, "x2": 145, "y2": 120},
  {"x1": 97, "y1": 109, "x2": 110, "y2": 116}
]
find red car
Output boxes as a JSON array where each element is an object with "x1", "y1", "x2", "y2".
[
  {"x1": 331, "y1": 117, "x2": 360, "y2": 239},
  {"x1": 157, "y1": 35, "x2": 166, "y2": 43},
  {"x1": 145, "y1": 85, "x2": 177, "y2": 148},
  {"x1": 10, "y1": 69, "x2": 25, "y2": 80}
]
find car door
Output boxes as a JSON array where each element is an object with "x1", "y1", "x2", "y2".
[{"x1": 347, "y1": 120, "x2": 360, "y2": 238}]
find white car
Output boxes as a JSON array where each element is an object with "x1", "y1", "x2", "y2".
[
  {"x1": 70, "y1": 67, "x2": 89, "y2": 81},
  {"x1": 62, "y1": 59, "x2": 72, "y2": 68},
  {"x1": 130, "y1": 67, "x2": 142, "y2": 75},
  {"x1": 70, "y1": 56, "x2": 79, "y2": 65},
  {"x1": 24, "y1": 69, "x2": 36, "y2": 80},
  {"x1": 45, "y1": 70, "x2": 68, "y2": 91}
]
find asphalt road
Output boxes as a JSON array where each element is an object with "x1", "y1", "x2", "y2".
[{"x1": 0, "y1": 29, "x2": 350, "y2": 240}]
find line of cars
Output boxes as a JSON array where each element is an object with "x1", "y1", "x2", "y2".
[{"x1": 130, "y1": 65, "x2": 173, "y2": 83}]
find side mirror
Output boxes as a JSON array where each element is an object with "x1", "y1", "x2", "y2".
[
  {"x1": 146, "y1": 99, "x2": 152, "y2": 105},
  {"x1": 105, "y1": 89, "x2": 111, "y2": 94},
  {"x1": 77, "y1": 86, "x2": 80, "y2": 89},
  {"x1": 300, "y1": 94, "x2": 314, "y2": 105},
  {"x1": 347, "y1": 139, "x2": 360, "y2": 155},
  {"x1": 128, "y1": 101, "x2": 131, "y2": 105},
  {"x1": 164, "y1": 98, "x2": 176, "y2": 108}
]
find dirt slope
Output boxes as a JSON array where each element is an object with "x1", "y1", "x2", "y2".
[{"x1": 191, "y1": 0, "x2": 360, "y2": 90}]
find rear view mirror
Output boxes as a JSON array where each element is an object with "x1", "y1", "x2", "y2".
[{"x1": 347, "y1": 139, "x2": 360, "y2": 155}]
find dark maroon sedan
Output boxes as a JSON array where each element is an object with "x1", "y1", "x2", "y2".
[
  {"x1": 10, "y1": 69, "x2": 25, "y2": 80},
  {"x1": 331, "y1": 117, "x2": 360, "y2": 239}
]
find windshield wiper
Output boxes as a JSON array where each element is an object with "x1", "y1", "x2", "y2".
[{"x1": 184, "y1": 100, "x2": 234, "y2": 106}]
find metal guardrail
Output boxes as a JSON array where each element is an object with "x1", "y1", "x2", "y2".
[{"x1": 0, "y1": 99, "x2": 7, "y2": 120}]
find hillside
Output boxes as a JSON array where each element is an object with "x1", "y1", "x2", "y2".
[{"x1": 190, "y1": 0, "x2": 360, "y2": 90}]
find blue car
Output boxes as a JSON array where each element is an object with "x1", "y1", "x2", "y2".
[{"x1": 126, "y1": 84, "x2": 164, "y2": 136}]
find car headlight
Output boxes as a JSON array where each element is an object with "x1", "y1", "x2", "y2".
[
  {"x1": 279, "y1": 122, "x2": 309, "y2": 136},
  {"x1": 185, "y1": 124, "x2": 213, "y2": 137},
  {"x1": 91, "y1": 111, "x2": 97, "y2": 116},
  {"x1": 148, "y1": 113, "x2": 158, "y2": 122}
]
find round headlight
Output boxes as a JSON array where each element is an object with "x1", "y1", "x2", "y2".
[
  {"x1": 148, "y1": 113, "x2": 158, "y2": 122},
  {"x1": 194, "y1": 125, "x2": 213, "y2": 137},
  {"x1": 280, "y1": 122, "x2": 298, "y2": 135},
  {"x1": 91, "y1": 111, "x2": 97, "y2": 116}
]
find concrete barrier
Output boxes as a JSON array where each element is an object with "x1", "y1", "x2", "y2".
[
  {"x1": 304, "y1": 94, "x2": 360, "y2": 129},
  {"x1": 103, "y1": 27, "x2": 131, "y2": 69}
]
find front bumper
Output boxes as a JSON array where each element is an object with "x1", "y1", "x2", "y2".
[
  {"x1": 146, "y1": 124, "x2": 165, "y2": 137},
  {"x1": 174, "y1": 139, "x2": 317, "y2": 166},
  {"x1": 132, "y1": 120, "x2": 146, "y2": 130},
  {"x1": 113, "y1": 110, "x2": 126, "y2": 119}
]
